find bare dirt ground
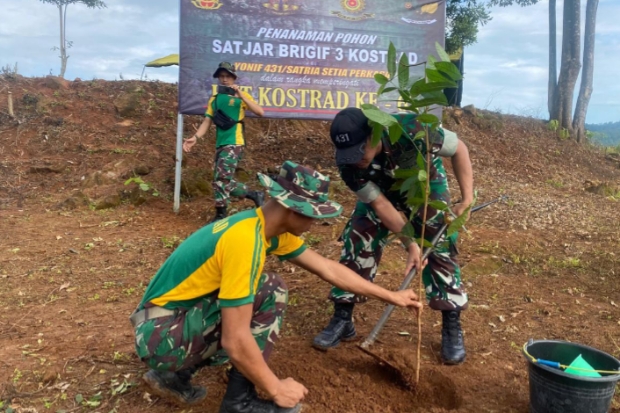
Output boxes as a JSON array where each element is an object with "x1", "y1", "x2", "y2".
[{"x1": 1, "y1": 75, "x2": 620, "y2": 413}]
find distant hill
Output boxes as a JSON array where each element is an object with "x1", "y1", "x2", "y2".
[{"x1": 586, "y1": 121, "x2": 620, "y2": 147}]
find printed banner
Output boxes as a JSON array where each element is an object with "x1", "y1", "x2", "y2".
[{"x1": 179, "y1": 0, "x2": 446, "y2": 119}]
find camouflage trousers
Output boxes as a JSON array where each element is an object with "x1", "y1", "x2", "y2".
[
  {"x1": 213, "y1": 145, "x2": 248, "y2": 208},
  {"x1": 330, "y1": 162, "x2": 468, "y2": 311},
  {"x1": 134, "y1": 272, "x2": 288, "y2": 372}
]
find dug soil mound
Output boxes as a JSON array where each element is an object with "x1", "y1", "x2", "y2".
[{"x1": 1, "y1": 75, "x2": 620, "y2": 412}]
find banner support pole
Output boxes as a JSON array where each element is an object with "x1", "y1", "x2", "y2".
[{"x1": 173, "y1": 113, "x2": 183, "y2": 213}]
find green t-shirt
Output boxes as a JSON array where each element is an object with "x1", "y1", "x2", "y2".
[
  {"x1": 139, "y1": 208, "x2": 306, "y2": 310},
  {"x1": 205, "y1": 92, "x2": 256, "y2": 147}
]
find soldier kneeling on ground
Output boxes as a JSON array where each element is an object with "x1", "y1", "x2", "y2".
[{"x1": 130, "y1": 160, "x2": 424, "y2": 413}]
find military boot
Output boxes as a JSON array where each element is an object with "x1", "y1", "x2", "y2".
[
  {"x1": 210, "y1": 206, "x2": 227, "y2": 223},
  {"x1": 441, "y1": 310, "x2": 466, "y2": 365},
  {"x1": 312, "y1": 303, "x2": 356, "y2": 350},
  {"x1": 245, "y1": 190, "x2": 265, "y2": 207},
  {"x1": 143, "y1": 368, "x2": 206, "y2": 405},
  {"x1": 219, "y1": 367, "x2": 302, "y2": 413}
]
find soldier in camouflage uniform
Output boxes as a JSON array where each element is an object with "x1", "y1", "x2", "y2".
[
  {"x1": 183, "y1": 62, "x2": 265, "y2": 223},
  {"x1": 130, "y1": 160, "x2": 422, "y2": 413},
  {"x1": 313, "y1": 108, "x2": 474, "y2": 365}
]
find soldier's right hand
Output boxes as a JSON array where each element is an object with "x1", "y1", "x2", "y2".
[
  {"x1": 182, "y1": 136, "x2": 197, "y2": 153},
  {"x1": 273, "y1": 377, "x2": 308, "y2": 408},
  {"x1": 391, "y1": 289, "x2": 423, "y2": 312}
]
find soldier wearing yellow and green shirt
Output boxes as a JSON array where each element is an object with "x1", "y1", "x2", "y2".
[
  {"x1": 183, "y1": 62, "x2": 265, "y2": 223},
  {"x1": 130, "y1": 160, "x2": 423, "y2": 413}
]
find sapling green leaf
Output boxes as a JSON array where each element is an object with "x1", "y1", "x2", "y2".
[
  {"x1": 411, "y1": 95, "x2": 448, "y2": 108},
  {"x1": 398, "y1": 52, "x2": 410, "y2": 89},
  {"x1": 425, "y1": 68, "x2": 447, "y2": 83},
  {"x1": 371, "y1": 123, "x2": 383, "y2": 147},
  {"x1": 418, "y1": 170, "x2": 428, "y2": 182},
  {"x1": 446, "y1": 203, "x2": 473, "y2": 237},
  {"x1": 416, "y1": 113, "x2": 439, "y2": 125},
  {"x1": 400, "y1": 176, "x2": 417, "y2": 194},
  {"x1": 435, "y1": 42, "x2": 451, "y2": 62},
  {"x1": 409, "y1": 78, "x2": 426, "y2": 97},
  {"x1": 374, "y1": 73, "x2": 389, "y2": 85},
  {"x1": 361, "y1": 104, "x2": 397, "y2": 127},
  {"x1": 428, "y1": 200, "x2": 448, "y2": 211},
  {"x1": 394, "y1": 169, "x2": 417, "y2": 179},
  {"x1": 435, "y1": 61, "x2": 463, "y2": 81},
  {"x1": 417, "y1": 80, "x2": 457, "y2": 93},
  {"x1": 427, "y1": 55, "x2": 437, "y2": 70},
  {"x1": 387, "y1": 43, "x2": 397, "y2": 78},
  {"x1": 389, "y1": 123, "x2": 402, "y2": 144},
  {"x1": 379, "y1": 86, "x2": 398, "y2": 95}
]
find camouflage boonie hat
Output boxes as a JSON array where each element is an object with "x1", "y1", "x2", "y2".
[
  {"x1": 257, "y1": 161, "x2": 343, "y2": 219},
  {"x1": 213, "y1": 62, "x2": 237, "y2": 79}
]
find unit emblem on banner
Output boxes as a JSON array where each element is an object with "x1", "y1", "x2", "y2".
[
  {"x1": 191, "y1": 0, "x2": 223, "y2": 10},
  {"x1": 331, "y1": 0, "x2": 374, "y2": 21},
  {"x1": 401, "y1": 1, "x2": 438, "y2": 25},
  {"x1": 262, "y1": 0, "x2": 299, "y2": 14}
]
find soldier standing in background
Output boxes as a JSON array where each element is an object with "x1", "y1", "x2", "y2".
[{"x1": 183, "y1": 62, "x2": 265, "y2": 223}]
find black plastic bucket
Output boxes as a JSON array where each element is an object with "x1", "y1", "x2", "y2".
[{"x1": 523, "y1": 339, "x2": 620, "y2": 413}]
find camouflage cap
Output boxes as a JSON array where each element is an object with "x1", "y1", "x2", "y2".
[{"x1": 257, "y1": 161, "x2": 343, "y2": 219}]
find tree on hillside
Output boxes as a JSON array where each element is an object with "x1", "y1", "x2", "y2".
[
  {"x1": 573, "y1": 0, "x2": 600, "y2": 142},
  {"x1": 554, "y1": 0, "x2": 581, "y2": 137},
  {"x1": 445, "y1": 0, "x2": 492, "y2": 55},
  {"x1": 491, "y1": 0, "x2": 600, "y2": 143},
  {"x1": 548, "y1": 0, "x2": 557, "y2": 118},
  {"x1": 443, "y1": 1, "x2": 492, "y2": 106},
  {"x1": 39, "y1": 0, "x2": 107, "y2": 78}
]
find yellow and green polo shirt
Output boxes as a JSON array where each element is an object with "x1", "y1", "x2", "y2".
[
  {"x1": 140, "y1": 208, "x2": 306, "y2": 309},
  {"x1": 206, "y1": 92, "x2": 255, "y2": 147}
]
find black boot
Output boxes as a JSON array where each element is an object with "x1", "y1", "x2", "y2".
[
  {"x1": 210, "y1": 206, "x2": 227, "y2": 223},
  {"x1": 142, "y1": 368, "x2": 207, "y2": 405},
  {"x1": 441, "y1": 310, "x2": 466, "y2": 365},
  {"x1": 245, "y1": 190, "x2": 265, "y2": 207},
  {"x1": 219, "y1": 367, "x2": 301, "y2": 413},
  {"x1": 312, "y1": 302, "x2": 357, "y2": 351}
]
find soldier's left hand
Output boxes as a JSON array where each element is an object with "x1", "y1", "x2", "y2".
[{"x1": 404, "y1": 242, "x2": 427, "y2": 277}]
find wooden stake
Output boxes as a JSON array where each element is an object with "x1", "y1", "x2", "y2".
[
  {"x1": 415, "y1": 124, "x2": 432, "y2": 385},
  {"x1": 8, "y1": 91, "x2": 14, "y2": 117}
]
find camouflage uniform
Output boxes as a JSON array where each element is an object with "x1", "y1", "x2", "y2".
[
  {"x1": 331, "y1": 114, "x2": 468, "y2": 311},
  {"x1": 205, "y1": 89, "x2": 257, "y2": 209},
  {"x1": 134, "y1": 272, "x2": 287, "y2": 371},
  {"x1": 213, "y1": 145, "x2": 249, "y2": 208}
]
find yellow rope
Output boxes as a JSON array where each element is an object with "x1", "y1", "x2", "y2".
[{"x1": 522, "y1": 344, "x2": 620, "y2": 375}]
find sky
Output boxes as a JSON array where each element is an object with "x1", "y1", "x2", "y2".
[{"x1": 1, "y1": 0, "x2": 618, "y2": 124}]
